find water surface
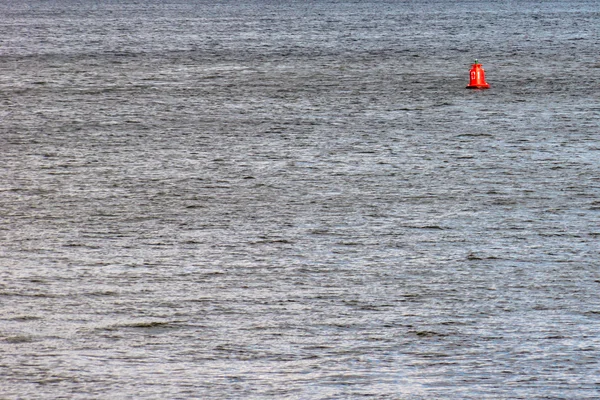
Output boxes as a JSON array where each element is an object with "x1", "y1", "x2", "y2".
[{"x1": 1, "y1": 1, "x2": 599, "y2": 398}]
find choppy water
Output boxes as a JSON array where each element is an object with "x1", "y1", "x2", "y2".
[{"x1": 1, "y1": 1, "x2": 600, "y2": 398}]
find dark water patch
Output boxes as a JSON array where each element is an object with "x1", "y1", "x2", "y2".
[
  {"x1": 4, "y1": 335, "x2": 36, "y2": 344},
  {"x1": 411, "y1": 330, "x2": 449, "y2": 338},
  {"x1": 7, "y1": 315, "x2": 43, "y2": 321},
  {"x1": 99, "y1": 320, "x2": 183, "y2": 333}
]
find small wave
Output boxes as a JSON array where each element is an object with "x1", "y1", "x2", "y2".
[
  {"x1": 100, "y1": 320, "x2": 178, "y2": 331},
  {"x1": 4, "y1": 335, "x2": 35, "y2": 343}
]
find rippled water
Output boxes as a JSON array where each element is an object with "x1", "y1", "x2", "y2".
[{"x1": 1, "y1": 1, "x2": 600, "y2": 398}]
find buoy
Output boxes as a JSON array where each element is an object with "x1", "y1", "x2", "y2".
[{"x1": 466, "y1": 59, "x2": 490, "y2": 89}]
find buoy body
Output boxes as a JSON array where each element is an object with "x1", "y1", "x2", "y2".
[{"x1": 466, "y1": 62, "x2": 490, "y2": 89}]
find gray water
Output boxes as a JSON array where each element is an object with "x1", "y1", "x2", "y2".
[{"x1": 1, "y1": 1, "x2": 600, "y2": 398}]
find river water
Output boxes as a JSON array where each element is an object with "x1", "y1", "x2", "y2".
[{"x1": 1, "y1": 1, "x2": 599, "y2": 398}]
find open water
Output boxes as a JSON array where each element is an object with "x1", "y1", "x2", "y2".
[{"x1": 1, "y1": 1, "x2": 599, "y2": 398}]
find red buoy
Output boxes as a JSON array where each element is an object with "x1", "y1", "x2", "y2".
[{"x1": 466, "y1": 60, "x2": 490, "y2": 89}]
